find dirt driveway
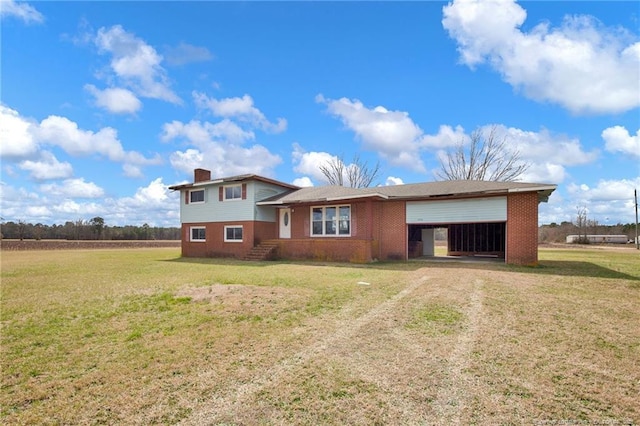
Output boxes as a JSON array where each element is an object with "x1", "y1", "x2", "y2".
[{"x1": 177, "y1": 261, "x2": 638, "y2": 425}]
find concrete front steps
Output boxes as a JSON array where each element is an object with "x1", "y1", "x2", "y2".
[{"x1": 243, "y1": 240, "x2": 279, "y2": 261}]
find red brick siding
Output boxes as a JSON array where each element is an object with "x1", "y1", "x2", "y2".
[
  {"x1": 506, "y1": 192, "x2": 539, "y2": 265},
  {"x1": 275, "y1": 201, "x2": 375, "y2": 262},
  {"x1": 278, "y1": 239, "x2": 373, "y2": 263},
  {"x1": 376, "y1": 200, "x2": 407, "y2": 260},
  {"x1": 194, "y1": 168, "x2": 211, "y2": 183},
  {"x1": 254, "y1": 220, "x2": 277, "y2": 245},
  {"x1": 181, "y1": 221, "x2": 262, "y2": 259}
]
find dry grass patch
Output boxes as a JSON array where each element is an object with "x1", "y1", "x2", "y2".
[{"x1": 1, "y1": 247, "x2": 639, "y2": 425}]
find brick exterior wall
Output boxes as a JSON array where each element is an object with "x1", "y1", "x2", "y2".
[
  {"x1": 506, "y1": 192, "x2": 539, "y2": 265},
  {"x1": 275, "y1": 199, "x2": 406, "y2": 262},
  {"x1": 376, "y1": 200, "x2": 407, "y2": 260},
  {"x1": 280, "y1": 202, "x2": 375, "y2": 262},
  {"x1": 181, "y1": 220, "x2": 267, "y2": 259}
]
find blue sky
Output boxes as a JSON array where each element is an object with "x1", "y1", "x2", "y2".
[{"x1": 1, "y1": 0, "x2": 639, "y2": 227}]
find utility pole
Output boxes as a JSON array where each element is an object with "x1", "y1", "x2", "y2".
[{"x1": 635, "y1": 189, "x2": 639, "y2": 250}]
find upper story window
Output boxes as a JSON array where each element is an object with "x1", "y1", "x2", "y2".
[
  {"x1": 189, "y1": 189, "x2": 205, "y2": 204},
  {"x1": 224, "y1": 185, "x2": 242, "y2": 201},
  {"x1": 311, "y1": 205, "x2": 351, "y2": 236}
]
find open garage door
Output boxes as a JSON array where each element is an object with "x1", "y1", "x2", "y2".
[{"x1": 407, "y1": 197, "x2": 507, "y2": 260}]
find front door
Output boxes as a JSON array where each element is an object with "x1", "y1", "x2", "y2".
[{"x1": 279, "y1": 208, "x2": 291, "y2": 239}]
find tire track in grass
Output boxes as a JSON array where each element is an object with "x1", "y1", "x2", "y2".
[
  {"x1": 429, "y1": 278, "x2": 484, "y2": 425},
  {"x1": 181, "y1": 275, "x2": 430, "y2": 425}
]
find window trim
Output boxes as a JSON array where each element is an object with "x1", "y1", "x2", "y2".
[
  {"x1": 223, "y1": 184, "x2": 242, "y2": 201},
  {"x1": 311, "y1": 204, "x2": 351, "y2": 237},
  {"x1": 189, "y1": 189, "x2": 205, "y2": 204},
  {"x1": 224, "y1": 225, "x2": 244, "y2": 242},
  {"x1": 190, "y1": 226, "x2": 206, "y2": 242}
]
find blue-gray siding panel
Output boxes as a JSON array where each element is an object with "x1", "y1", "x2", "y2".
[{"x1": 180, "y1": 181, "x2": 287, "y2": 224}]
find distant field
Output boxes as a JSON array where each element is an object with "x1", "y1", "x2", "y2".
[
  {"x1": 1, "y1": 247, "x2": 638, "y2": 424},
  {"x1": 0, "y1": 239, "x2": 180, "y2": 251}
]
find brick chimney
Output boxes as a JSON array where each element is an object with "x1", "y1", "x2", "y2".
[{"x1": 194, "y1": 168, "x2": 211, "y2": 183}]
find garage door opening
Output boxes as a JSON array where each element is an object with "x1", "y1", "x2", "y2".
[{"x1": 408, "y1": 223, "x2": 505, "y2": 261}]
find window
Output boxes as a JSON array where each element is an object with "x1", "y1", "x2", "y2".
[
  {"x1": 190, "y1": 189, "x2": 205, "y2": 203},
  {"x1": 190, "y1": 226, "x2": 206, "y2": 242},
  {"x1": 224, "y1": 185, "x2": 242, "y2": 200},
  {"x1": 311, "y1": 205, "x2": 350, "y2": 236},
  {"x1": 224, "y1": 225, "x2": 243, "y2": 242}
]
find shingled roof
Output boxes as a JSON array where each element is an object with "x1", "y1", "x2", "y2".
[{"x1": 257, "y1": 180, "x2": 556, "y2": 205}]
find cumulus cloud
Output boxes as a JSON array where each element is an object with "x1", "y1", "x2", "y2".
[
  {"x1": 430, "y1": 124, "x2": 597, "y2": 183},
  {"x1": 193, "y1": 92, "x2": 287, "y2": 133},
  {"x1": 161, "y1": 119, "x2": 254, "y2": 145},
  {"x1": 84, "y1": 84, "x2": 142, "y2": 114},
  {"x1": 442, "y1": 0, "x2": 640, "y2": 114},
  {"x1": 489, "y1": 125, "x2": 596, "y2": 183},
  {"x1": 36, "y1": 115, "x2": 161, "y2": 168},
  {"x1": 0, "y1": 0, "x2": 44, "y2": 24},
  {"x1": 384, "y1": 176, "x2": 404, "y2": 186},
  {"x1": 317, "y1": 94, "x2": 427, "y2": 172},
  {"x1": 163, "y1": 119, "x2": 281, "y2": 178},
  {"x1": 0, "y1": 105, "x2": 39, "y2": 158},
  {"x1": 602, "y1": 126, "x2": 640, "y2": 158},
  {"x1": 40, "y1": 178, "x2": 105, "y2": 198},
  {"x1": 421, "y1": 125, "x2": 469, "y2": 149},
  {"x1": 1, "y1": 105, "x2": 161, "y2": 179},
  {"x1": 94, "y1": 25, "x2": 181, "y2": 104},
  {"x1": 291, "y1": 143, "x2": 337, "y2": 183},
  {"x1": 19, "y1": 151, "x2": 73, "y2": 181},
  {"x1": 292, "y1": 176, "x2": 314, "y2": 187},
  {"x1": 164, "y1": 42, "x2": 213, "y2": 66},
  {"x1": 565, "y1": 177, "x2": 640, "y2": 223}
]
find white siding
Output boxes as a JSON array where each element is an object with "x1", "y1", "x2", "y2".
[{"x1": 406, "y1": 197, "x2": 506, "y2": 224}]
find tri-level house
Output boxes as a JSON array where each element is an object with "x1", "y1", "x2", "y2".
[{"x1": 169, "y1": 168, "x2": 556, "y2": 265}]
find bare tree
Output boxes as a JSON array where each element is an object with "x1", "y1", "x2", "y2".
[
  {"x1": 575, "y1": 205, "x2": 589, "y2": 244},
  {"x1": 320, "y1": 154, "x2": 382, "y2": 188},
  {"x1": 436, "y1": 126, "x2": 529, "y2": 182}
]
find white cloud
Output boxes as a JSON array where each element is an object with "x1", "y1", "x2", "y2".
[
  {"x1": 421, "y1": 125, "x2": 469, "y2": 149},
  {"x1": 163, "y1": 120, "x2": 281, "y2": 178},
  {"x1": 0, "y1": 0, "x2": 44, "y2": 24},
  {"x1": 1, "y1": 106, "x2": 161, "y2": 180},
  {"x1": 430, "y1": 124, "x2": 597, "y2": 183},
  {"x1": 564, "y1": 177, "x2": 640, "y2": 223},
  {"x1": 292, "y1": 176, "x2": 314, "y2": 187},
  {"x1": 442, "y1": 0, "x2": 640, "y2": 114},
  {"x1": 0, "y1": 105, "x2": 38, "y2": 158},
  {"x1": 169, "y1": 149, "x2": 204, "y2": 174},
  {"x1": 384, "y1": 176, "x2": 404, "y2": 186},
  {"x1": 317, "y1": 94, "x2": 426, "y2": 172},
  {"x1": 291, "y1": 143, "x2": 337, "y2": 183},
  {"x1": 161, "y1": 119, "x2": 254, "y2": 145},
  {"x1": 164, "y1": 42, "x2": 213, "y2": 66},
  {"x1": 193, "y1": 92, "x2": 287, "y2": 133},
  {"x1": 36, "y1": 115, "x2": 161, "y2": 167},
  {"x1": 94, "y1": 25, "x2": 181, "y2": 104},
  {"x1": 122, "y1": 164, "x2": 143, "y2": 178},
  {"x1": 602, "y1": 126, "x2": 640, "y2": 158},
  {"x1": 40, "y1": 178, "x2": 105, "y2": 198},
  {"x1": 19, "y1": 151, "x2": 73, "y2": 181},
  {"x1": 85, "y1": 84, "x2": 142, "y2": 114}
]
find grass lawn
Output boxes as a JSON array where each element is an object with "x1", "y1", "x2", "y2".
[{"x1": 1, "y1": 246, "x2": 638, "y2": 424}]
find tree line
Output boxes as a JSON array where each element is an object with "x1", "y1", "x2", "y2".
[
  {"x1": 0, "y1": 217, "x2": 180, "y2": 241},
  {"x1": 538, "y1": 221, "x2": 637, "y2": 244}
]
